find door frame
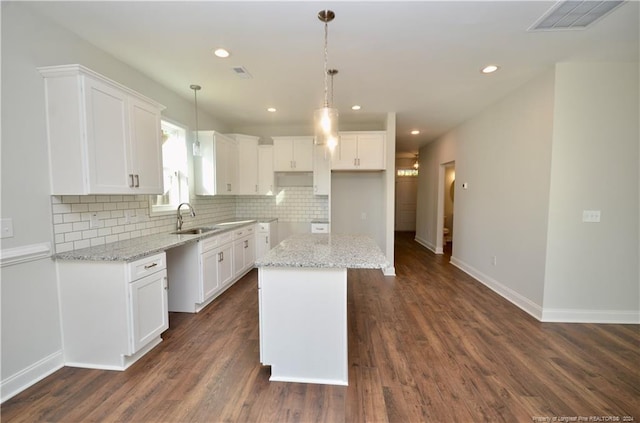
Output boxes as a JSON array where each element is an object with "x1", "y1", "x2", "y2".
[{"x1": 436, "y1": 161, "x2": 455, "y2": 254}]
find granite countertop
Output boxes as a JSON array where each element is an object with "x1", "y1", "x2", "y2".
[
  {"x1": 254, "y1": 234, "x2": 388, "y2": 269},
  {"x1": 54, "y1": 218, "x2": 274, "y2": 262}
]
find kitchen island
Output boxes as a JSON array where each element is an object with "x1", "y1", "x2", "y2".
[{"x1": 255, "y1": 234, "x2": 387, "y2": 386}]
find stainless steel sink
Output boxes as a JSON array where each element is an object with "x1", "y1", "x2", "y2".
[{"x1": 171, "y1": 227, "x2": 219, "y2": 235}]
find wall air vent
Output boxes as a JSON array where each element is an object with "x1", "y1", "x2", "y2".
[
  {"x1": 529, "y1": 0, "x2": 625, "y2": 31},
  {"x1": 231, "y1": 66, "x2": 253, "y2": 79}
]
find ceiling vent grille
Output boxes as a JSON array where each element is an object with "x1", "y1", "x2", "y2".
[
  {"x1": 529, "y1": 0, "x2": 625, "y2": 31},
  {"x1": 231, "y1": 66, "x2": 253, "y2": 79}
]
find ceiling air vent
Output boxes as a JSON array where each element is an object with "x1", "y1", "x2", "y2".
[
  {"x1": 231, "y1": 66, "x2": 253, "y2": 79},
  {"x1": 529, "y1": 0, "x2": 625, "y2": 31}
]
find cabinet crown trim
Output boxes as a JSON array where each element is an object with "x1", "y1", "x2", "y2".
[{"x1": 38, "y1": 64, "x2": 166, "y2": 111}]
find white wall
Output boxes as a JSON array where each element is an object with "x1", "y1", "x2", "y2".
[
  {"x1": 331, "y1": 172, "x2": 386, "y2": 250},
  {"x1": 417, "y1": 70, "x2": 556, "y2": 318},
  {"x1": 415, "y1": 133, "x2": 456, "y2": 251},
  {"x1": 0, "y1": 2, "x2": 227, "y2": 401},
  {"x1": 542, "y1": 62, "x2": 639, "y2": 323}
]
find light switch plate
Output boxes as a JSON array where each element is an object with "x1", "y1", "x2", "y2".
[
  {"x1": 582, "y1": 210, "x2": 601, "y2": 223},
  {"x1": 1, "y1": 218, "x2": 14, "y2": 238}
]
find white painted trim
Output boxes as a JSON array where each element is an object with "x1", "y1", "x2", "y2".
[
  {"x1": 0, "y1": 242, "x2": 52, "y2": 267},
  {"x1": 383, "y1": 266, "x2": 396, "y2": 276},
  {"x1": 414, "y1": 236, "x2": 440, "y2": 254},
  {"x1": 449, "y1": 256, "x2": 544, "y2": 321},
  {"x1": 541, "y1": 309, "x2": 640, "y2": 324},
  {"x1": 1, "y1": 350, "x2": 64, "y2": 403},
  {"x1": 269, "y1": 375, "x2": 348, "y2": 386}
]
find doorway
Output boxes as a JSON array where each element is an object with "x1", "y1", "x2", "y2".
[
  {"x1": 395, "y1": 160, "x2": 418, "y2": 232},
  {"x1": 436, "y1": 161, "x2": 455, "y2": 254}
]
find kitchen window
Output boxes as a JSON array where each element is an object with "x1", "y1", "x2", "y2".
[
  {"x1": 397, "y1": 169, "x2": 418, "y2": 177},
  {"x1": 149, "y1": 120, "x2": 189, "y2": 216}
]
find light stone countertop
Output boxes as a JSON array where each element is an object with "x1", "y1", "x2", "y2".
[
  {"x1": 254, "y1": 234, "x2": 388, "y2": 269},
  {"x1": 54, "y1": 218, "x2": 272, "y2": 262}
]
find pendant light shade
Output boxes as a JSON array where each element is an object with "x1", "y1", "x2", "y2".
[
  {"x1": 314, "y1": 10, "x2": 339, "y2": 151},
  {"x1": 190, "y1": 84, "x2": 202, "y2": 157}
]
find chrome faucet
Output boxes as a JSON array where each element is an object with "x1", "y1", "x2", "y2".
[{"x1": 176, "y1": 203, "x2": 196, "y2": 230}]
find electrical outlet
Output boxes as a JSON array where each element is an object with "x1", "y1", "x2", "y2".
[
  {"x1": 492, "y1": 256, "x2": 497, "y2": 266},
  {"x1": 90, "y1": 213, "x2": 100, "y2": 228},
  {"x1": 582, "y1": 210, "x2": 601, "y2": 223},
  {"x1": 1, "y1": 218, "x2": 14, "y2": 239},
  {"x1": 361, "y1": 212, "x2": 367, "y2": 220}
]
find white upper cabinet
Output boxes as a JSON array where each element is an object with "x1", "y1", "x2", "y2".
[
  {"x1": 231, "y1": 134, "x2": 260, "y2": 195},
  {"x1": 331, "y1": 131, "x2": 386, "y2": 170},
  {"x1": 258, "y1": 145, "x2": 275, "y2": 195},
  {"x1": 272, "y1": 136, "x2": 314, "y2": 172},
  {"x1": 229, "y1": 134, "x2": 275, "y2": 196},
  {"x1": 39, "y1": 64, "x2": 165, "y2": 195},
  {"x1": 194, "y1": 131, "x2": 239, "y2": 195}
]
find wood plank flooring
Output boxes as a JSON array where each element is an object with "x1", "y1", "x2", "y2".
[{"x1": 2, "y1": 232, "x2": 639, "y2": 422}]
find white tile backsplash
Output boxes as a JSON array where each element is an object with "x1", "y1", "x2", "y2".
[{"x1": 51, "y1": 185, "x2": 328, "y2": 253}]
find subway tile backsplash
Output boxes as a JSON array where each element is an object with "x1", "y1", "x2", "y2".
[{"x1": 51, "y1": 186, "x2": 328, "y2": 253}]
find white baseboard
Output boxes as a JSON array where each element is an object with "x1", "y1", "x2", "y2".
[
  {"x1": 449, "y1": 256, "x2": 543, "y2": 321},
  {"x1": 449, "y1": 257, "x2": 640, "y2": 324},
  {"x1": 1, "y1": 350, "x2": 64, "y2": 403},
  {"x1": 414, "y1": 236, "x2": 437, "y2": 254},
  {"x1": 542, "y1": 309, "x2": 640, "y2": 324},
  {"x1": 383, "y1": 266, "x2": 396, "y2": 276}
]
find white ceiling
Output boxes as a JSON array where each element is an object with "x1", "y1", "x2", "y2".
[{"x1": 25, "y1": 1, "x2": 639, "y2": 156}]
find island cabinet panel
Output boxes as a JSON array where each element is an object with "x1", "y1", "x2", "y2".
[
  {"x1": 57, "y1": 253, "x2": 168, "y2": 370},
  {"x1": 259, "y1": 267, "x2": 348, "y2": 386},
  {"x1": 39, "y1": 64, "x2": 165, "y2": 195}
]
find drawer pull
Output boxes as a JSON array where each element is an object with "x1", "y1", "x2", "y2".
[{"x1": 144, "y1": 263, "x2": 158, "y2": 270}]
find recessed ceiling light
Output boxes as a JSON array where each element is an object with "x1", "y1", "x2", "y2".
[
  {"x1": 481, "y1": 64, "x2": 500, "y2": 74},
  {"x1": 351, "y1": 105, "x2": 361, "y2": 111},
  {"x1": 213, "y1": 48, "x2": 230, "y2": 58},
  {"x1": 267, "y1": 107, "x2": 277, "y2": 113},
  {"x1": 411, "y1": 130, "x2": 420, "y2": 135}
]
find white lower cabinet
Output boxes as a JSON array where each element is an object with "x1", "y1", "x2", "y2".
[
  {"x1": 57, "y1": 253, "x2": 168, "y2": 370},
  {"x1": 256, "y1": 221, "x2": 278, "y2": 260},
  {"x1": 167, "y1": 224, "x2": 254, "y2": 313},
  {"x1": 233, "y1": 225, "x2": 256, "y2": 279}
]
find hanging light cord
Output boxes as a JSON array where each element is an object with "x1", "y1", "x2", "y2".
[
  {"x1": 323, "y1": 20, "x2": 329, "y2": 108},
  {"x1": 193, "y1": 88, "x2": 200, "y2": 144}
]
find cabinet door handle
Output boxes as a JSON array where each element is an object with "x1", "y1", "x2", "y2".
[
  {"x1": 218, "y1": 252, "x2": 223, "y2": 262},
  {"x1": 129, "y1": 174, "x2": 135, "y2": 187},
  {"x1": 144, "y1": 262, "x2": 158, "y2": 270},
  {"x1": 244, "y1": 240, "x2": 248, "y2": 248},
  {"x1": 255, "y1": 184, "x2": 258, "y2": 193},
  {"x1": 265, "y1": 236, "x2": 269, "y2": 244},
  {"x1": 134, "y1": 174, "x2": 140, "y2": 187}
]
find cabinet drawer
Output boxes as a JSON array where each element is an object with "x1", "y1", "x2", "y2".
[
  {"x1": 233, "y1": 224, "x2": 255, "y2": 240},
  {"x1": 311, "y1": 223, "x2": 330, "y2": 234},
  {"x1": 201, "y1": 231, "x2": 233, "y2": 252},
  {"x1": 128, "y1": 253, "x2": 166, "y2": 281},
  {"x1": 258, "y1": 223, "x2": 270, "y2": 232}
]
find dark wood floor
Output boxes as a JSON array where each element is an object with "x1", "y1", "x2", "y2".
[{"x1": 3, "y1": 232, "x2": 639, "y2": 422}]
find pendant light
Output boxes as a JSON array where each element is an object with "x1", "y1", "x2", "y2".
[
  {"x1": 190, "y1": 84, "x2": 202, "y2": 157},
  {"x1": 314, "y1": 10, "x2": 339, "y2": 151}
]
